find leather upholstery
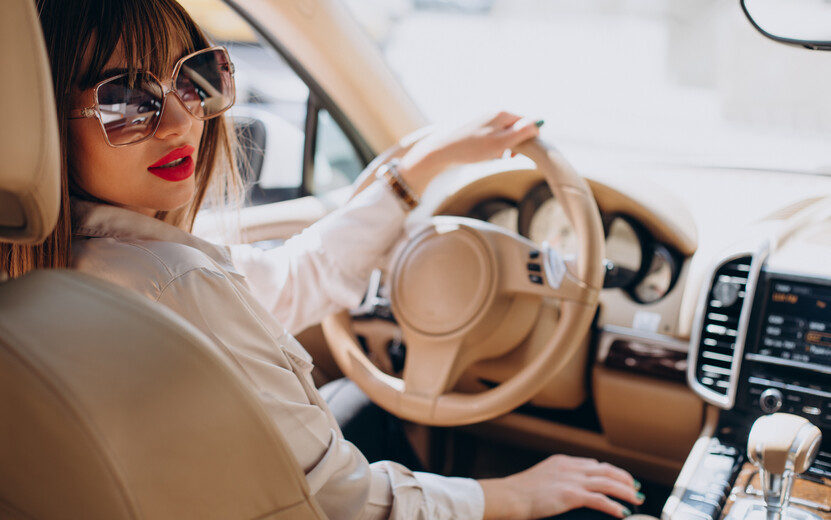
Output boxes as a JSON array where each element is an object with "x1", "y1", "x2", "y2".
[
  {"x1": 0, "y1": 1, "x2": 326, "y2": 518},
  {"x1": 0, "y1": 0, "x2": 60, "y2": 244},
  {"x1": 0, "y1": 271, "x2": 326, "y2": 519}
]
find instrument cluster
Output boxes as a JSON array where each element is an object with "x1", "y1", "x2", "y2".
[{"x1": 466, "y1": 182, "x2": 683, "y2": 303}]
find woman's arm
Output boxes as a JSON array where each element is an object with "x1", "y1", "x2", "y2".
[
  {"x1": 230, "y1": 181, "x2": 408, "y2": 334},
  {"x1": 233, "y1": 112, "x2": 541, "y2": 334}
]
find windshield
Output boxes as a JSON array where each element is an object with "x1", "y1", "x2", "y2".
[{"x1": 347, "y1": 0, "x2": 831, "y2": 175}]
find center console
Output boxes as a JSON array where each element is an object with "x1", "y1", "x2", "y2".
[{"x1": 666, "y1": 253, "x2": 831, "y2": 520}]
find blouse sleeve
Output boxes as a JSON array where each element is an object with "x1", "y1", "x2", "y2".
[
  {"x1": 155, "y1": 266, "x2": 484, "y2": 520},
  {"x1": 230, "y1": 180, "x2": 407, "y2": 335}
]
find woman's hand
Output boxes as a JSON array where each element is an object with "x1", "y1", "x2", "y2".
[
  {"x1": 397, "y1": 111, "x2": 542, "y2": 196},
  {"x1": 479, "y1": 454, "x2": 645, "y2": 520}
]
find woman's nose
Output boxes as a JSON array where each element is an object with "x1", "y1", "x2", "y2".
[{"x1": 153, "y1": 91, "x2": 194, "y2": 140}]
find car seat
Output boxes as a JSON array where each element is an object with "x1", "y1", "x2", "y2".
[{"x1": 0, "y1": 0, "x2": 326, "y2": 518}]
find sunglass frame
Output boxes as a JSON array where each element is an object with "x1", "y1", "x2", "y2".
[{"x1": 68, "y1": 46, "x2": 235, "y2": 147}]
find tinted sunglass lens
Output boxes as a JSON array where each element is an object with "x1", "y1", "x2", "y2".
[
  {"x1": 176, "y1": 49, "x2": 234, "y2": 119},
  {"x1": 97, "y1": 73, "x2": 163, "y2": 145}
]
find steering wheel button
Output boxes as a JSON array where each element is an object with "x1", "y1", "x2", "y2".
[
  {"x1": 529, "y1": 249, "x2": 540, "y2": 259},
  {"x1": 529, "y1": 274, "x2": 543, "y2": 285},
  {"x1": 527, "y1": 263, "x2": 541, "y2": 272}
]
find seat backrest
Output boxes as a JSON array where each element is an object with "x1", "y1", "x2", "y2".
[
  {"x1": 0, "y1": 1, "x2": 326, "y2": 518},
  {"x1": 0, "y1": 271, "x2": 328, "y2": 520}
]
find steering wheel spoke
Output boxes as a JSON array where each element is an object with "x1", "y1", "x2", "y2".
[
  {"x1": 483, "y1": 228, "x2": 599, "y2": 305},
  {"x1": 397, "y1": 333, "x2": 467, "y2": 418}
]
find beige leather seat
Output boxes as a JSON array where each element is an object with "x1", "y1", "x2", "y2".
[{"x1": 0, "y1": 1, "x2": 326, "y2": 518}]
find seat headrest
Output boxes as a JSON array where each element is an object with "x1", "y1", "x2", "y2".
[{"x1": 0, "y1": 0, "x2": 60, "y2": 244}]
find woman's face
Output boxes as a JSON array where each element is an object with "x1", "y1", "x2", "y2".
[{"x1": 68, "y1": 42, "x2": 205, "y2": 217}]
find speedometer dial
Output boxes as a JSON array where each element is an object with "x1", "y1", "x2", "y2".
[
  {"x1": 518, "y1": 183, "x2": 579, "y2": 256},
  {"x1": 467, "y1": 199, "x2": 519, "y2": 234},
  {"x1": 529, "y1": 198, "x2": 578, "y2": 255},
  {"x1": 603, "y1": 216, "x2": 645, "y2": 289},
  {"x1": 633, "y1": 245, "x2": 679, "y2": 303},
  {"x1": 517, "y1": 183, "x2": 680, "y2": 303}
]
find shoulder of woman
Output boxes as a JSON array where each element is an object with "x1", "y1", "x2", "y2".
[{"x1": 72, "y1": 235, "x2": 230, "y2": 301}]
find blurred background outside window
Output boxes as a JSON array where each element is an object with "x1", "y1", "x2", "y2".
[{"x1": 347, "y1": 0, "x2": 831, "y2": 174}]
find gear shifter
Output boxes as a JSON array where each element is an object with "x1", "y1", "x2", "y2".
[{"x1": 745, "y1": 413, "x2": 823, "y2": 520}]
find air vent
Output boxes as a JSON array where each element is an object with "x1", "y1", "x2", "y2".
[{"x1": 694, "y1": 256, "x2": 753, "y2": 400}]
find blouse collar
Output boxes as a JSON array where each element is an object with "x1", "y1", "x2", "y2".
[{"x1": 71, "y1": 199, "x2": 239, "y2": 274}]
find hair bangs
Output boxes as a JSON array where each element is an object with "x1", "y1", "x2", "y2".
[{"x1": 79, "y1": 0, "x2": 208, "y2": 89}]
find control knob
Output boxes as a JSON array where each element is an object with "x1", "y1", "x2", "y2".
[{"x1": 759, "y1": 388, "x2": 783, "y2": 414}]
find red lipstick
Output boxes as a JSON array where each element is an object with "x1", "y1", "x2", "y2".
[{"x1": 148, "y1": 145, "x2": 196, "y2": 182}]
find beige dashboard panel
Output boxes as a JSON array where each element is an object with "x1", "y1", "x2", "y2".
[
  {"x1": 434, "y1": 168, "x2": 544, "y2": 215},
  {"x1": 765, "y1": 201, "x2": 831, "y2": 277},
  {"x1": 592, "y1": 365, "x2": 704, "y2": 461},
  {"x1": 587, "y1": 177, "x2": 697, "y2": 256},
  {"x1": 434, "y1": 167, "x2": 698, "y2": 257}
]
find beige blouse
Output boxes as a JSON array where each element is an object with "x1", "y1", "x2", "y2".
[{"x1": 70, "y1": 181, "x2": 485, "y2": 520}]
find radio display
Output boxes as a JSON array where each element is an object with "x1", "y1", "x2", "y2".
[{"x1": 756, "y1": 278, "x2": 831, "y2": 368}]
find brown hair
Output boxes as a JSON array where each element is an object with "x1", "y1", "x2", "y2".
[{"x1": 0, "y1": 0, "x2": 241, "y2": 278}]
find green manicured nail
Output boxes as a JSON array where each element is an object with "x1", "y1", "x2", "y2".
[
  {"x1": 633, "y1": 479, "x2": 642, "y2": 491},
  {"x1": 622, "y1": 508, "x2": 632, "y2": 517},
  {"x1": 535, "y1": 119, "x2": 545, "y2": 128},
  {"x1": 636, "y1": 491, "x2": 646, "y2": 501}
]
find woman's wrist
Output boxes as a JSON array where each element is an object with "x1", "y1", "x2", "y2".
[
  {"x1": 479, "y1": 476, "x2": 529, "y2": 520},
  {"x1": 375, "y1": 159, "x2": 420, "y2": 211},
  {"x1": 397, "y1": 148, "x2": 445, "y2": 197}
]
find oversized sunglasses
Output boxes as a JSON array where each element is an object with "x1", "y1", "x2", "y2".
[{"x1": 69, "y1": 46, "x2": 235, "y2": 147}]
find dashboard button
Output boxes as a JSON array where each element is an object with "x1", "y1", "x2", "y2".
[
  {"x1": 527, "y1": 263, "x2": 541, "y2": 272},
  {"x1": 803, "y1": 406, "x2": 821, "y2": 416},
  {"x1": 529, "y1": 274, "x2": 543, "y2": 285}
]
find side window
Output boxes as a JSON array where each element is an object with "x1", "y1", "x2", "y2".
[
  {"x1": 313, "y1": 109, "x2": 365, "y2": 195},
  {"x1": 180, "y1": 0, "x2": 369, "y2": 206}
]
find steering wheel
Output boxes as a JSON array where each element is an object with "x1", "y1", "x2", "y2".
[{"x1": 321, "y1": 138, "x2": 605, "y2": 426}]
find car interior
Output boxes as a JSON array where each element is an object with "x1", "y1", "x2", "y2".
[
  {"x1": 0, "y1": 1, "x2": 325, "y2": 518},
  {"x1": 1, "y1": 0, "x2": 830, "y2": 519}
]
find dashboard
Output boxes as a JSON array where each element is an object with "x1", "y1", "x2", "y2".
[
  {"x1": 672, "y1": 213, "x2": 831, "y2": 519},
  {"x1": 689, "y1": 256, "x2": 831, "y2": 472},
  {"x1": 464, "y1": 180, "x2": 683, "y2": 304},
  {"x1": 446, "y1": 163, "x2": 831, "y2": 517},
  {"x1": 421, "y1": 160, "x2": 831, "y2": 490}
]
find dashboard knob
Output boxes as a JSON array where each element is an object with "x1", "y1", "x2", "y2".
[{"x1": 759, "y1": 388, "x2": 783, "y2": 414}]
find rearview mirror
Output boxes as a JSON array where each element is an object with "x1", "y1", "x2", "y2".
[{"x1": 741, "y1": 0, "x2": 831, "y2": 50}]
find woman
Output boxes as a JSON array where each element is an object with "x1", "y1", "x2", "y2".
[{"x1": 3, "y1": 0, "x2": 645, "y2": 518}]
